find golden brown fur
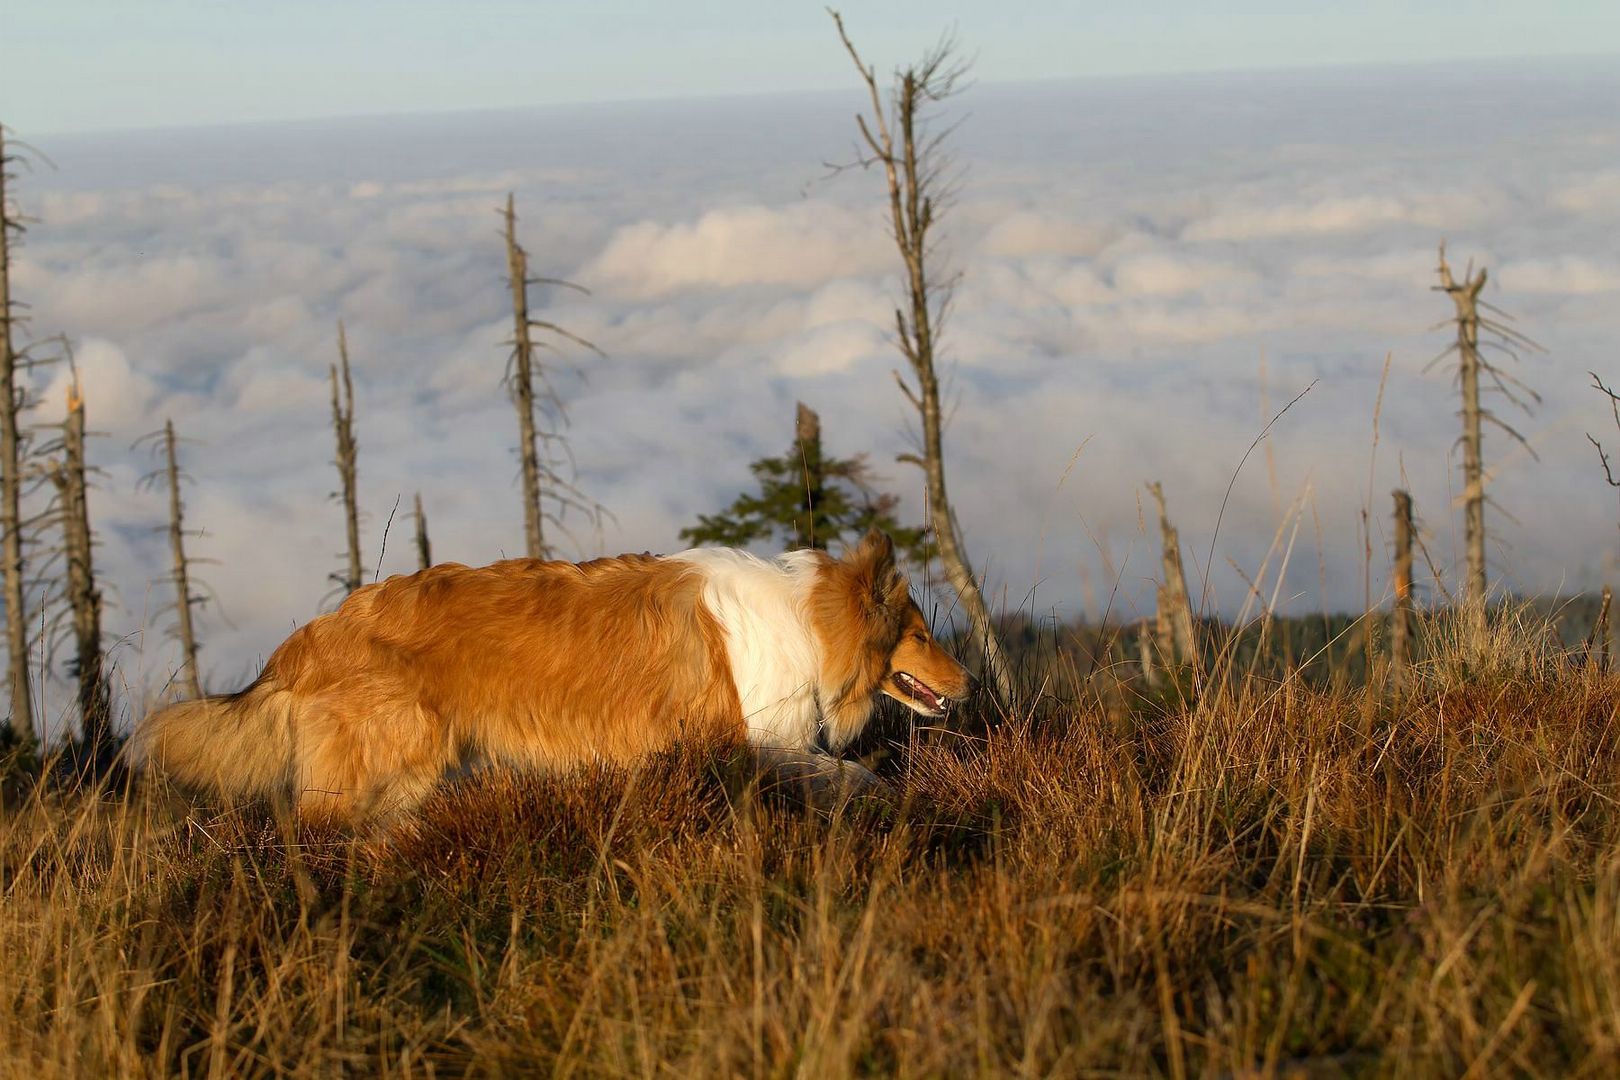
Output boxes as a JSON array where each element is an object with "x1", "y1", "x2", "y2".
[
  {"x1": 134, "y1": 531, "x2": 970, "y2": 824},
  {"x1": 806, "y1": 531, "x2": 973, "y2": 747}
]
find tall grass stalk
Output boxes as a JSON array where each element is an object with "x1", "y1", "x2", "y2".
[{"x1": 3, "y1": 605, "x2": 1619, "y2": 1076}]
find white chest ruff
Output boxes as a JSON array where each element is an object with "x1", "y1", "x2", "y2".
[{"x1": 670, "y1": 548, "x2": 825, "y2": 749}]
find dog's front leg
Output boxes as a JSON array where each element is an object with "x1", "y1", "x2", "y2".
[{"x1": 751, "y1": 746, "x2": 889, "y2": 808}]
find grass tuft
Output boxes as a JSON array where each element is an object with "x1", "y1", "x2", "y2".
[{"x1": 4, "y1": 606, "x2": 1620, "y2": 1075}]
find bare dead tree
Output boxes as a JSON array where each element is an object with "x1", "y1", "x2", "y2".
[
  {"x1": 413, "y1": 491, "x2": 432, "y2": 571},
  {"x1": 796, "y1": 402, "x2": 827, "y2": 550},
  {"x1": 504, "y1": 195, "x2": 544, "y2": 559},
  {"x1": 1583, "y1": 369, "x2": 1620, "y2": 673},
  {"x1": 330, "y1": 321, "x2": 362, "y2": 595},
  {"x1": 830, "y1": 11, "x2": 1012, "y2": 702},
  {"x1": 1390, "y1": 489, "x2": 1416, "y2": 689},
  {"x1": 1584, "y1": 370, "x2": 1620, "y2": 537},
  {"x1": 1437, "y1": 250, "x2": 1486, "y2": 620},
  {"x1": 135, "y1": 419, "x2": 211, "y2": 700},
  {"x1": 164, "y1": 422, "x2": 203, "y2": 697},
  {"x1": 1431, "y1": 242, "x2": 1541, "y2": 629},
  {"x1": 164, "y1": 421, "x2": 202, "y2": 697},
  {"x1": 1146, "y1": 481, "x2": 1197, "y2": 670},
  {"x1": 50, "y1": 375, "x2": 108, "y2": 745},
  {"x1": 1137, "y1": 619, "x2": 1159, "y2": 690},
  {"x1": 501, "y1": 193, "x2": 607, "y2": 560},
  {"x1": 31, "y1": 367, "x2": 110, "y2": 748},
  {"x1": 0, "y1": 127, "x2": 36, "y2": 752},
  {"x1": 1589, "y1": 585, "x2": 1612, "y2": 675}
]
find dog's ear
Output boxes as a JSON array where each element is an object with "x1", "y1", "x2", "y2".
[
  {"x1": 846, "y1": 529, "x2": 908, "y2": 610},
  {"x1": 847, "y1": 528, "x2": 893, "y2": 569}
]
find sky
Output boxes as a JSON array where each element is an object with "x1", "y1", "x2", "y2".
[
  {"x1": 3, "y1": 1, "x2": 1619, "y2": 134},
  {"x1": 3, "y1": 9, "x2": 1620, "y2": 737}
]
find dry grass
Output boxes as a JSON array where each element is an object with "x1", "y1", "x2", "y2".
[{"x1": 5, "y1": 612, "x2": 1620, "y2": 1077}]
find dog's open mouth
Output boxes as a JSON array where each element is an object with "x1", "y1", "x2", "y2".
[{"x1": 891, "y1": 672, "x2": 948, "y2": 716}]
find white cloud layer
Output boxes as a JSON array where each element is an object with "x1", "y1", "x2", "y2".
[
  {"x1": 8, "y1": 60, "x2": 1620, "y2": 734},
  {"x1": 583, "y1": 203, "x2": 894, "y2": 297}
]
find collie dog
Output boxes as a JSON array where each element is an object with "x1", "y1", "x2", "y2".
[{"x1": 134, "y1": 530, "x2": 971, "y2": 822}]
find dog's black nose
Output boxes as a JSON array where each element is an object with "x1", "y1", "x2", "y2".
[{"x1": 966, "y1": 671, "x2": 982, "y2": 697}]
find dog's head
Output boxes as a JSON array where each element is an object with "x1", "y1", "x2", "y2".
[{"x1": 832, "y1": 529, "x2": 973, "y2": 719}]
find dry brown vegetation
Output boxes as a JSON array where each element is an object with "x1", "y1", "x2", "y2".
[{"x1": 4, "y1": 610, "x2": 1620, "y2": 1078}]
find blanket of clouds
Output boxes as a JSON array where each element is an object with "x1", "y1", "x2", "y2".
[{"x1": 9, "y1": 58, "x2": 1620, "y2": 728}]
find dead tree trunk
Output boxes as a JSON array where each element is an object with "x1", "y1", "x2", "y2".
[
  {"x1": 61, "y1": 381, "x2": 106, "y2": 746},
  {"x1": 0, "y1": 128, "x2": 35, "y2": 751},
  {"x1": 504, "y1": 194, "x2": 547, "y2": 560},
  {"x1": 47, "y1": 377, "x2": 108, "y2": 747},
  {"x1": 1390, "y1": 489, "x2": 1415, "y2": 689},
  {"x1": 1138, "y1": 619, "x2": 1159, "y2": 689},
  {"x1": 1434, "y1": 243, "x2": 1541, "y2": 634},
  {"x1": 500, "y1": 193, "x2": 605, "y2": 561},
  {"x1": 1437, "y1": 248, "x2": 1488, "y2": 627},
  {"x1": 164, "y1": 420, "x2": 203, "y2": 698},
  {"x1": 832, "y1": 13, "x2": 1013, "y2": 702},
  {"x1": 1589, "y1": 585, "x2": 1612, "y2": 675},
  {"x1": 330, "y1": 321, "x2": 361, "y2": 595},
  {"x1": 414, "y1": 491, "x2": 432, "y2": 571},
  {"x1": 795, "y1": 402, "x2": 826, "y2": 549},
  {"x1": 1585, "y1": 375, "x2": 1620, "y2": 610},
  {"x1": 1147, "y1": 481, "x2": 1197, "y2": 669},
  {"x1": 135, "y1": 418, "x2": 207, "y2": 699}
]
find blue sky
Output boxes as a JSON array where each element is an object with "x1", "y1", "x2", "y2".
[{"x1": 4, "y1": 1, "x2": 1619, "y2": 134}]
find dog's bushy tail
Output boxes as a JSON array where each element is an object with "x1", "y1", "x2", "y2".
[{"x1": 131, "y1": 680, "x2": 298, "y2": 801}]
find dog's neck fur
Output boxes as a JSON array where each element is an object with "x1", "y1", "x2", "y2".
[{"x1": 670, "y1": 547, "x2": 834, "y2": 750}]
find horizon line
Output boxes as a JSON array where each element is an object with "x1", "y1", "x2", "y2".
[{"x1": 16, "y1": 48, "x2": 1619, "y2": 144}]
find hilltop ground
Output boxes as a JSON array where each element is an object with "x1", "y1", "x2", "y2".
[{"x1": 3, "y1": 610, "x2": 1620, "y2": 1078}]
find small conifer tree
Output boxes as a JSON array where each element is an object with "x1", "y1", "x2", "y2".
[{"x1": 681, "y1": 402, "x2": 931, "y2": 567}]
